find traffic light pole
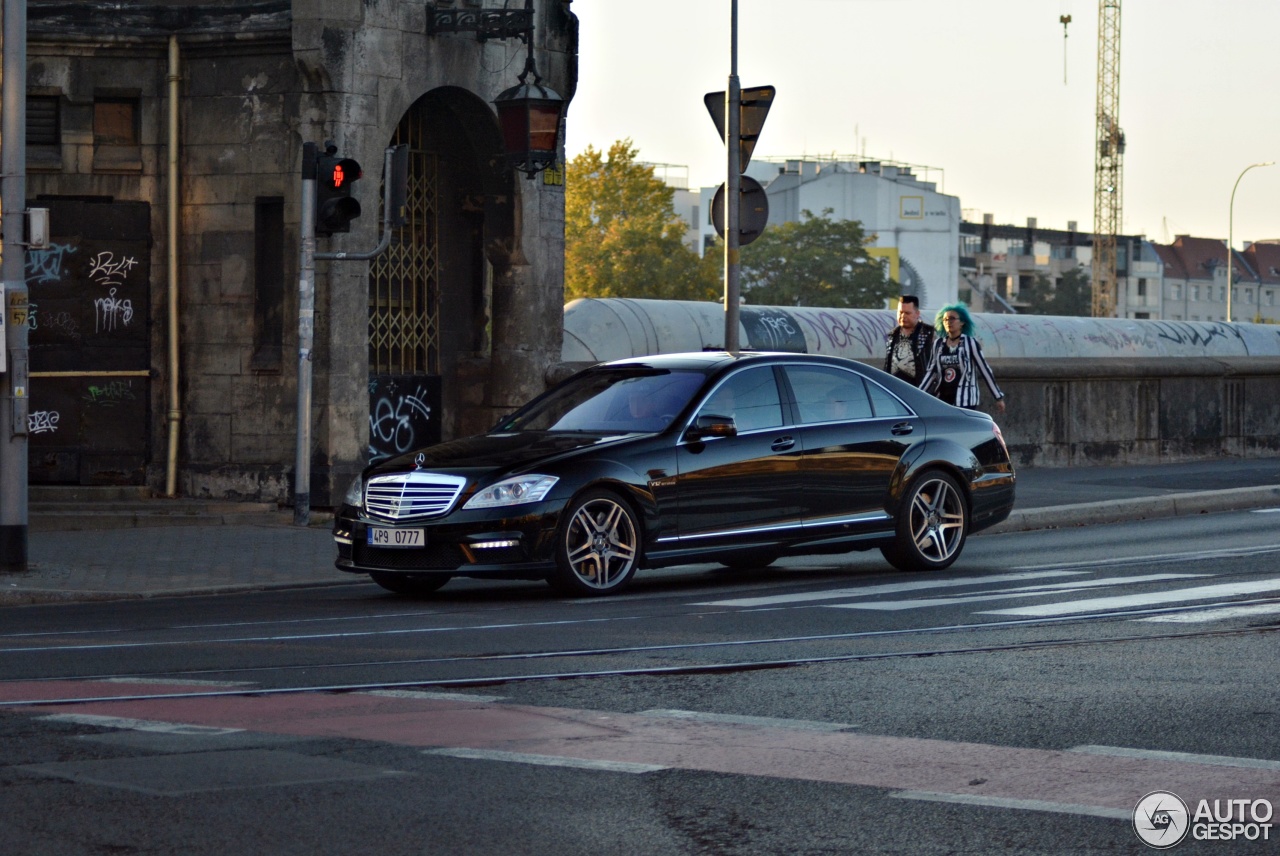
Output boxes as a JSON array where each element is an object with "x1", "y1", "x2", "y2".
[
  {"x1": 724, "y1": 0, "x2": 741, "y2": 356},
  {"x1": 0, "y1": 0, "x2": 30, "y2": 573},
  {"x1": 295, "y1": 142, "x2": 318, "y2": 526},
  {"x1": 294, "y1": 144, "x2": 404, "y2": 526}
]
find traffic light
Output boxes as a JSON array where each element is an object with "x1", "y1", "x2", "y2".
[{"x1": 315, "y1": 150, "x2": 362, "y2": 235}]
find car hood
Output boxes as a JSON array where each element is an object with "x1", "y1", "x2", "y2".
[{"x1": 368, "y1": 431, "x2": 638, "y2": 476}]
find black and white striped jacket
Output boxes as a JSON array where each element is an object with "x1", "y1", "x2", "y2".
[{"x1": 918, "y1": 334, "x2": 1004, "y2": 409}]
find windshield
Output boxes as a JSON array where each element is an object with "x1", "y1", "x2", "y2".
[{"x1": 495, "y1": 369, "x2": 706, "y2": 434}]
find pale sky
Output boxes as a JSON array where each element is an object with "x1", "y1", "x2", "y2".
[{"x1": 565, "y1": 0, "x2": 1280, "y2": 246}]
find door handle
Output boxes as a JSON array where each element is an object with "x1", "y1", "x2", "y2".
[
  {"x1": 891, "y1": 422, "x2": 914, "y2": 436},
  {"x1": 771, "y1": 436, "x2": 795, "y2": 451}
]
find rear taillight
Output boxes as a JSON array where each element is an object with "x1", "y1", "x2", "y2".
[{"x1": 992, "y1": 421, "x2": 1008, "y2": 456}]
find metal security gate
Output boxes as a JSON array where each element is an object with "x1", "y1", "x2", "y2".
[
  {"x1": 367, "y1": 108, "x2": 442, "y2": 461},
  {"x1": 26, "y1": 200, "x2": 151, "y2": 484}
]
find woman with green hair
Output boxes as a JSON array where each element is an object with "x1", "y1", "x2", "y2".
[{"x1": 919, "y1": 302, "x2": 1006, "y2": 413}]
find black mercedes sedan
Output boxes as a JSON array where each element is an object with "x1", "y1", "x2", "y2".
[{"x1": 334, "y1": 351, "x2": 1015, "y2": 597}]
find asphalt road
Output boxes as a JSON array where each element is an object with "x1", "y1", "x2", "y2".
[{"x1": 2, "y1": 511, "x2": 1279, "y2": 855}]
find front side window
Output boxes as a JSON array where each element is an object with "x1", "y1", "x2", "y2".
[{"x1": 698, "y1": 366, "x2": 784, "y2": 432}]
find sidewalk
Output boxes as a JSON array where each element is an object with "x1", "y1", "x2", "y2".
[{"x1": 2, "y1": 457, "x2": 1279, "y2": 606}]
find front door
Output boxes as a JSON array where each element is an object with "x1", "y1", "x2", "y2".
[
  {"x1": 26, "y1": 200, "x2": 151, "y2": 484},
  {"x1": 674, "y1": 365, "x2": 805, "y2": 550},
  {"x1": 368, "y1": 113, "x2": 442, "y2": 462}
]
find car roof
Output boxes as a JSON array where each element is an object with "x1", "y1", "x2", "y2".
[{"x1": 600, "y1": 351, "x2": 860, "y2": 372}]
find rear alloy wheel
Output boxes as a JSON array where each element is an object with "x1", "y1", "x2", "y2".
[
  {"x1": 550, "y1": 489, "x2": 640, "y2": 596},
  {"x1": 881, "y1": 470, "x2": 968, "y2": 572},
  {"x1": 369, "y1": 571, "x2": 451, "y2": 596}
]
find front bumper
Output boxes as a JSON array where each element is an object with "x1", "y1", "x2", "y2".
[{"x1": 333, "y1": 500, "x2": 562, "y2": 579}]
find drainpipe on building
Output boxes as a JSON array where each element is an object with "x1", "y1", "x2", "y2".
[{"x1": 164, "y1": 35, "x2": 182, "y2": 497}]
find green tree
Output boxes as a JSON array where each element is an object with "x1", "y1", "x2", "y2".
[
  {"x1": 564, "y1": 140, "x2": 720, "y2": 302},
  {"x1": 1021, "y1": 267, "x2": 1092, "y2": 316},
  {"x1": 730, "y1": 209, "x2": 897, "y2": 307}
]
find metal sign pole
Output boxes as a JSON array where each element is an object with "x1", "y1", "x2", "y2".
[
  {"x1": 0, "y1": 0, "x2": 29, "y2": 572},
  {"x1": 724, "y1": 0, "x2": 741, "y2": 355}
]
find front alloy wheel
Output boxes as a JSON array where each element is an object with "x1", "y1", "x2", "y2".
[
  {"x1": 550, "y1": 489, "x2": 640, "y2": 596},
  {"x1": 881, "y1": 470, "x2": 968, "y2": 572}
]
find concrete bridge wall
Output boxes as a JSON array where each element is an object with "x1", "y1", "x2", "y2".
[{"x1": 561, "y1": 299, "x2": 1280, "y2": 468}]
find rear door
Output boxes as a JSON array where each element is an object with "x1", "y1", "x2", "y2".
[{"x1": 780, "y1": 364, "x2": 919, "y2": 538}]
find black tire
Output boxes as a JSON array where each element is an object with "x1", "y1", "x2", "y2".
[
  {"x1": 880, "y1": 469, "x2": 968, "y2": 572},
  {"x1": 717, "y1": 553, "x2": 777, "y2": 571},
  {"x1": 548, "y1": 489, "x2": 640, "y2": 596},
  {"x1": 369, "y1": 571, "x2": 451, "y2": 595}
]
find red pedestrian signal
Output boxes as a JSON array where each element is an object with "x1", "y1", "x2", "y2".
[{"x1": 316, "y1": 154, "x2": 362, "y2": 235}]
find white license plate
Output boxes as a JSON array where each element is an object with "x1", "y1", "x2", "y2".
[{"x1": 367, "y1": 527, "x2": 424, "y2": 548}]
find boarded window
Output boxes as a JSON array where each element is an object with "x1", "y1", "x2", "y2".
[
  {"x1": 94, "y1": 99, "x2": 138, "y2": 146},
  {"x1": 252, "y1": 198, "x2": 285, "y2": 372}
]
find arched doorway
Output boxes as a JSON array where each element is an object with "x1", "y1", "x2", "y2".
[{"x1": 367, "y1": 87, "x2": 513, "y2": 460}]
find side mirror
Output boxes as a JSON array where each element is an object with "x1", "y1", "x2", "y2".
[{"x1": 687, "y1": 413, "x2": 737, "y2": 440}]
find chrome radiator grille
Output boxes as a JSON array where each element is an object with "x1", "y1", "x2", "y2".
[{"x1": 365, "y1": 472, "x2": 467, "y2": 520}]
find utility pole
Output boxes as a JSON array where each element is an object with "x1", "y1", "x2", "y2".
[{"x1": 0, "y1": 0, "x2": 29, "y2": 572}]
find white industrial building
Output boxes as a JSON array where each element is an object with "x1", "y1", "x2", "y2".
[{"x1": 689, "y1": 156, "x2": 960, "y2": 309}]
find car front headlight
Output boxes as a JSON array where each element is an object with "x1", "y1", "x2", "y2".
[
  {"x1": 343, "y1": 476, "x2": 364, "y2": 509},
  {"x1": 463, "y1": 475, "x2": 559, "y2": 509}
]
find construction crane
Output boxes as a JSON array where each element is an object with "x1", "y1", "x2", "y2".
[{"x1": 1091, "y1": 0, "x2": 1123, "y2": 317}]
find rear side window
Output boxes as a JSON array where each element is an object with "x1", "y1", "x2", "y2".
[
  {"x1": 866, "y1": 381, "x2": 912, "y2": 417},
  {"x1": 783, "y1": 365, "x2": 874, "y2": 424}
]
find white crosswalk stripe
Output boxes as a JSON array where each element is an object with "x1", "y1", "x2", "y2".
[
  {"x1": 979, "y1": 578, "x2": 1280, "y2": 617},
  {"x1": 1135, "y1": 602, "x2": 1280, "y2": 623},
  {"x1": 825, "y1": 574, "x2": 1209, "y2": 611},
  {"x1": 696, "y1": 570, "x2": 1090, "y2": 608}
]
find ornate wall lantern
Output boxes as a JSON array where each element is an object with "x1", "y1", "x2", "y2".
[
  {"x1": 493, "y1": 52, "x2": 565, "y2": 179},
  {"x1": 426, "y1": 1, "x2": 565, "y2": 180}
]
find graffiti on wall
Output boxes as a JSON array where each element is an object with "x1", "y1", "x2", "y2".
[
  {"x1": 741, "y1": 307, "x2": 807, "y2": 352},
  {"x1": 791, "y1": 307, "x2": 895, "y2": 357},
  {"x1": 25, "y1": 243, "x2": 78, "y2": 286},
  {"x1": 368, "y1": 375, "x2": 442, "y2": 462}
]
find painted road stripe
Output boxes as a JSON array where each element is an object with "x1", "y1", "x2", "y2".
[
  {"x1": 890, "y1": 790, "x2": 1129, "y2": 821},
  {"x1": 0, "y1": 614, "x2": 647, "y2": 655},
  {"x1": 638, "y1": 709, "x2": 856, "y2": 732},
  {"x1": 103, "y1": 678, "x2": 256, "y2": 687},
  {"x1": 979, "y1": 578, "x2": 1280, "y2": 617},
  {"x1": 1136, "y1": 602, "x2": 1280, "y2": 623},
  {"x1": 363, "y1": 690, "x2": 506, "y2": 703},
  {"x1": 827, "y1": 574, "x2": 1208, "y2": 611},
  {"x1": 1071, "y1": 745, "x2": 1280, "y2": 771},
  {"x1": 40, "y1": 713, "x2": 243, "y2": 735},
  {"x1": 423, "y1": 747, "x2": 667, "y2": 774},
  {"x1": 697, "y1": 571, "x2": 1090, "y2": 608}
]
